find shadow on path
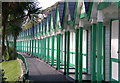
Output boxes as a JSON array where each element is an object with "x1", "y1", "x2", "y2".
[{"x1": 19, "y1": 52, "x2": 73, "y2": 83}]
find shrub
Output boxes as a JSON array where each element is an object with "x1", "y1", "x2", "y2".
[
  {"x1": 0, "y1": 69, "x2": 7, "y2": 82},
  {"x1": 3, "y1": 47, "x2": 17, "y2": 61}
]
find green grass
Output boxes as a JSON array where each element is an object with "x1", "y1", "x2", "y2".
[{"x1": 0, "y1": 60, "x2": 21, "y2": 81}]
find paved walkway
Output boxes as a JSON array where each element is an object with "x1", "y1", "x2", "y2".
[{"x1": 20, "y1": 53, "x2": 73, "y2": 83}]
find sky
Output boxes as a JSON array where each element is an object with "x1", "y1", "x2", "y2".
[{"x1": 38, "y1": 0, "x2": 61, "y2": 9}]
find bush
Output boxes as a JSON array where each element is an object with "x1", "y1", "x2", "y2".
[
  {"x1": 3, "y1": 47, "x2": 17, "y2": 61},
  {"x1": 0, "y1": 69, "x2": 7, "y2": 82}
]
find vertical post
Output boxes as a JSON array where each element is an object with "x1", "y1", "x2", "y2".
[
  {"x1": 40, "y1": 39, "x2": 43, "y2": 59},
  {"x1": 57, "y1": 35, "x2": 58, "y2": 69},
  {"x1": 66, "y1": 31, "x2": 70, "y2": 75},
  {"x1": 79, "y1": 27, "x2": 83, "y2": 82},
  {"x1": 35, "y1": 39, "x2": 36, "y2": 56},
  {"x1": 57, "y1": 34, "x2": 61, "y2": 69},
  {"x1": 39, "y1": 39, "x2": 41, "y2": 58},
  {"x1": 64, "y1": 32, "x2": 67, "y2": 75},
  {"x1": 42, "y1": 38, "x2": 44, "y2": 59},
  {"x1": 51, "y1": 36, "x2": 55, "y2": 66},
  {"x1": 27, "y1": 30, "x2": 29, "y2": 53},
  {"x1": 29, "y1": 39, "x2": 31, "y2": 54},
  {"x1": 86, "y1": 30, "x2": 88, "y2": 73},
  {"x1": 75, "y1": 28, "x2": 79, "y2": 81},
  {"x1": 118, "y1": 20, "x2": 120, "y2": 82},
  {"x1": 47, "y1": 37, "x2": 50, "y2": 63},
  {"x1": 97, "y1": 10, "x2": 103, "y2": 82},
  {"x1": 38, "y1": 39, "x2": 40, "y2": 58},
  {"x1": 103, "y1": 26, "x2": 105, "y2": 80},
  {"x1": 78, "y1": 20, "x2": 83, "y2": 82},
  {"x1": 23, "y1": 31, "x2": 24, "y2": 52},
  {"x1": 32, "y1": 27, "x2": 34, "y2": 56},
  {"x1": 44, "y1": 38, "x2": 46, "y2": 61},
  {"x1": 32, "y1": 40, "x2": 33, "y2": 56},
  {"x1": 91, "y1": 19, "x2": 97, "y2": 82}
]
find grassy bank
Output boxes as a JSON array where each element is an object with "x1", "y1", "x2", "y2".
[{"x1": 0, "y1": 60, "x2": 21, "y2": 81}]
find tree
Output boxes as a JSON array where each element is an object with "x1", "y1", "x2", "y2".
[
  {"x1": 5, "y1": 22, "x2": 22, "y2": 59},
  {"x1": 2, "y1": 2, "x2": 41, "y2": 56}
]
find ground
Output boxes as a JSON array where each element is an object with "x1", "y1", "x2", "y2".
[{"x1": 0, "y1": 60, "x2": 21, "y2": 81}]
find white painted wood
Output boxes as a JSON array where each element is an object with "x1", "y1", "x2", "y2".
[
  {"x1": 97, "y1": 10, "x2": 104, "y2": 22},
  {"x1": 79, "y1": 20, "x2": 84, "y2": 27},
  {"x1": 82, "y1": 30, "x2": 87, "y2": 70},
  {"x1": 111, "y1": 20, "x2": 119, "y2": 81},
  {"x1": 36, "y1": 40, "x2": 38, "y2": 54},
  {"x1": 70, "y1": 32, "x2": 76, "y2": 66},
  {"x1": 49, "y1": 37, "x2": 52, "y2": 58},
  {"x1": 54, "y1": 37, "x2": 57, "y2": 59},
  {"x1": 112, "y1": 62, "x2": 118, "y2": 80},
  {"x1": 82, "y1": 30, "x2": 87, "y2": 54},
  {"x1": 111, "y1": 20, "x2": 119, "y2": 59}
]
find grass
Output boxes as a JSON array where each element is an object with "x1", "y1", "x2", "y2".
[{"x1": 0, "y1": 60, "x2": 21, "y2": 81}]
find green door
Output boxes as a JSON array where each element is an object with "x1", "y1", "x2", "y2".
[{"x1": 111, "y1": 20, "x2": 119, "y2": 81}]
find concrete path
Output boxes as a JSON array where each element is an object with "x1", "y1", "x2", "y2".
[{"x1": 20, "y1": 53, "x2": 73, "y2": 83}]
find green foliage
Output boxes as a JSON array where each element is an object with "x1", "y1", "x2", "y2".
[
  {"x1": 3, "y1": 49, "x2": 10, "y2": 61},
  {"x1": 3, "y1": 47, "x2": 17, "y2": 61},
  {"x1": 0, "y1": 69, "x2": 7, "y2": 82},
  {"x1": 2, "y1": 2, "x2": 41, "y2": 56},
  {"x1": 0, "y1": 60, "x2": 21, "y2": 81},
  {"x1": 6, "y1": 22, "x2": 22, "y2": 37}
]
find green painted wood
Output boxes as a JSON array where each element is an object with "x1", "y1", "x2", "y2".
[
  {"x1": 117, "y1": 1, "x2": 120, "y2": 8},
  {"x1": 66, "y1": 31, "x2": 70, "y2": 75},
  {"x1": 86, "y1": 30, "x2": 88, "y2": 73},
  {"x1": 35, "y1": 39, "x2": 36, "y2": 56},
  {"x1": 30, "y1": 40, "x2": 32, "y2": 54},
  {"x1": 40, "y1": 39, "x2": 43, "y2": 59},
  {"x1": 28, "y1": 40, "x2": 31, "y2": 54},
  {"x1": 47, "y1": 37, "x2": 50, "y2": 63},
  {"x1": 91, "y1": 23, "x2": 96, "y2": 81},
  {"x1": 110, "y1": 20, "x2": 112, "y2": 81},
  {"x1": 51, "y1": 36, "x2": 55, "y2": 66},
  {"x1": 97, "y1": 22, "x2": 103, "y2": 82},
  {"x1": 57, "y1": 34, "x2": 61, "y2": 69},
  {"x1": 26, "y1": 40, "x2": 28, "y2": 53},
  {"x1": 111, "y1": 58, "x2": 119, "y2": 63},
  {"x1": 44, "y1": 38, "x2": 46, "y2": 61},
  {"x1": 42, "y1": 39, "x2": 44, "y2": 59},
  {"x1": 97, "y1": 2, "x2": 111, "y2": 10},
  {"x1": 79, "y1": 27, "x2": 83, "y2": 82},
  {"x1": 75, "y1": 29, "x2": 79, "y2": 81},
  {"x1": 39, "y1": 39, "x2": 41, "y2": 58},
  {"x1": 103, "y1": 26, "x2": 106, "y2": 81},
  {"x1": 90, "y1": 26, "x2": 93, "y2": 76},
  {"x1": 86, "y1": 2, "x2": 93, "y2": 21},
  {"x1": 73, "y1": 2, "x2": 78, "y2": 27},
  {"x1": 38, "y1": 39, "x2": 40, "y2": 58},
  {"x1": 64, "y1": 32, "x2": 67, "y2": 75},
  {"x1": 58, "y1": 34, "x2": 61, "y2": 69}
]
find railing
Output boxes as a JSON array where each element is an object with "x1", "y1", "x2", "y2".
[{"x1": 17, "y1": 53, "x2": 29, "y2": 80}]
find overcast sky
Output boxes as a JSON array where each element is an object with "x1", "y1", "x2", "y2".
[{"x1": 38, "y1": 0, "x2": 61, "y2": 9}]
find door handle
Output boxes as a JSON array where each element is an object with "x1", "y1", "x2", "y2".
[{"x1": 117, "y1": 51, "x2": 120, "y2": 54}]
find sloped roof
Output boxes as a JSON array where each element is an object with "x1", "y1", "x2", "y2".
[
  {"x1": 84, "y1": 2, "x2": 89, "y2": 13},
  {"x1": 68, "y1": 2, "x2": 76, "y2": 21},
  {"x1": 47, "y1": 14, "x2": 51, "y2": 32},
  {"x1": 37, "y1": 23, "x2": 40, "y2": 33},
  {"x1": 51, "y1": 8, "x2": 56, "y2": 28},
  {"x1": 57, "y1": 2, "x2": 65, "y2": 25},
  {"x1": 43, "y1": 18, "x2": 47, "y2": 33},
  {"x1": 31, "y1": 26, "x2": 34, "y2": 35}
]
